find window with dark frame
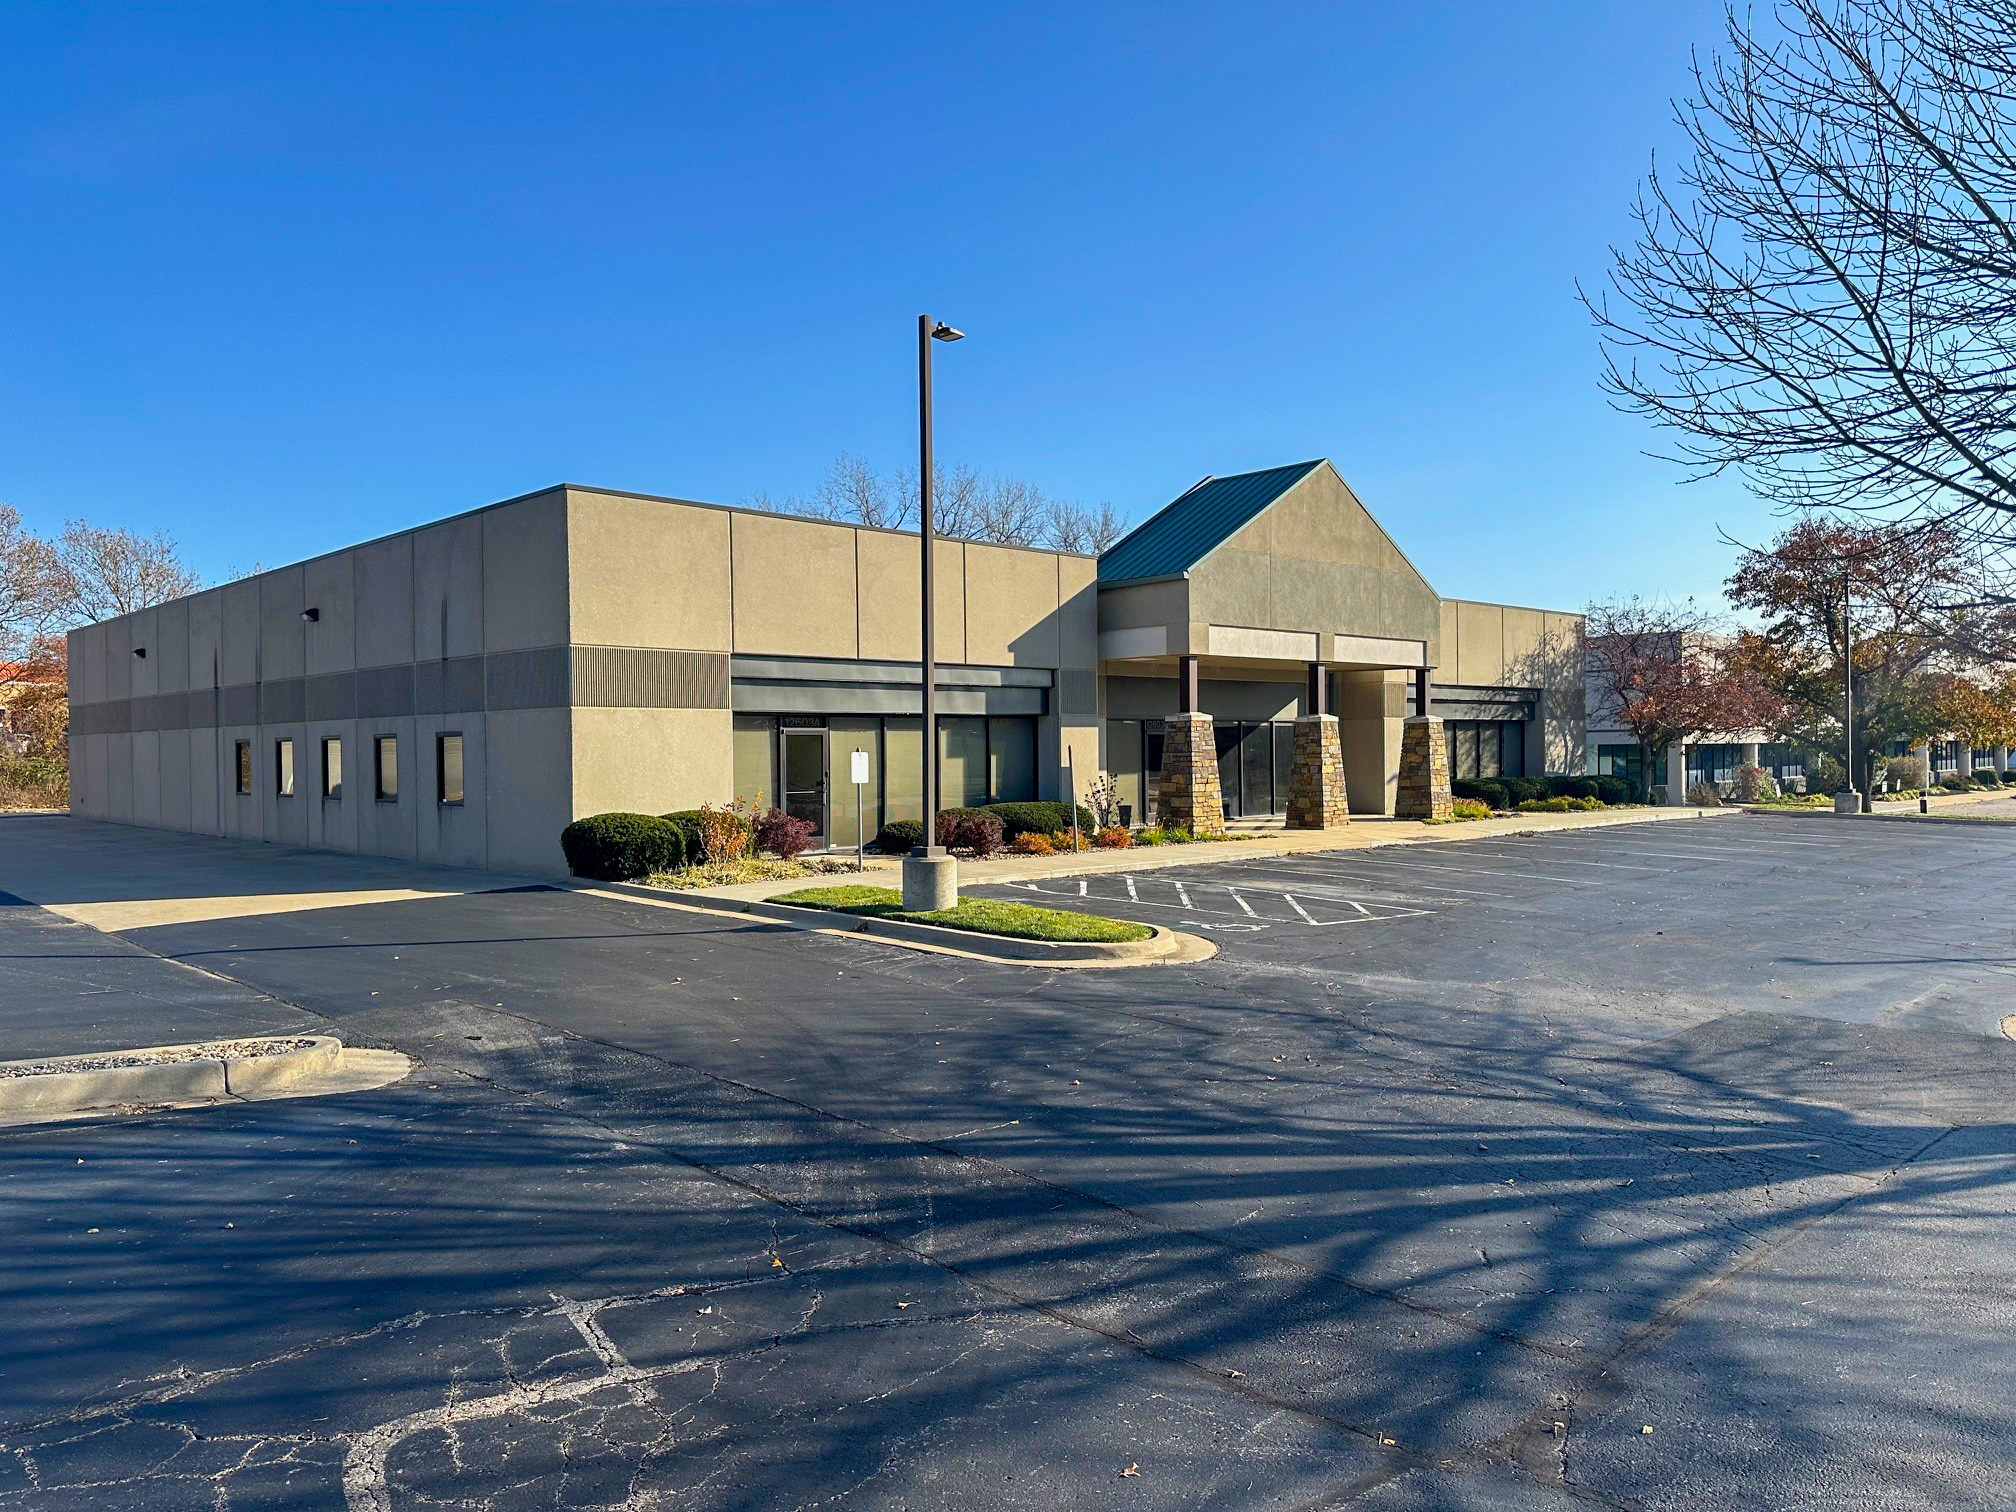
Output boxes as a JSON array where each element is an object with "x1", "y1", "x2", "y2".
[
  {"x1": 234, "y1": 741, "x2": 252, "y2": 795},
  {"x1": 275, "y1": 739, "x2": 295, "y2": 797},
  {"x1": 375, "y1": 735, "x2": 398, "y2": 801},
  {"x1": 436, "y1": 732, "x2": 464, "y2": 805},
  {"x1": 321, "y1": 737, "x2": 342, "y2": 800}
]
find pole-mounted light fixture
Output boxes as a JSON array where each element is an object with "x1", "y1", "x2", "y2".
[
  {"x1": 301, "y1": 607, "x2": 320, "y2": 622},
  {"x1": 930, "y1": 323, "x2": 964, "y2": 343},
  {"x1": 132, "y1": 646, "x2": 146, "y2": 658}
]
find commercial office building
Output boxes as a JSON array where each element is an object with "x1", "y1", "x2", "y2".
[{"x1": 68, "y1": 460, "x2": 1585, "y2": 872}]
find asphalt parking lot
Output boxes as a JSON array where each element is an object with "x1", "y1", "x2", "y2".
[{"x1": 3, "y1": 810, "x2": 2015, "y2": 1509}]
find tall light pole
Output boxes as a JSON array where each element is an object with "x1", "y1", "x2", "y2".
[
  {"x1": 905, "y1": 314, "x2": 964, "y2": 910},
  {"x1": 1842, "y1": 588, "x2": 1866, "y2": 812}
]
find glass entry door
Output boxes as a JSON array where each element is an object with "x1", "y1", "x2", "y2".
[{"x1": 781, "y1": 727, "x2": 827, "y2": 841}]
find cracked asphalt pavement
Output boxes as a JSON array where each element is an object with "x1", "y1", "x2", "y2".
[{"x1": 2, "y1": 811, "x2": 2015, "y2": 1508}]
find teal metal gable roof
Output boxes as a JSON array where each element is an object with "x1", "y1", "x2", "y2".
[{"x1": 1097, "y1": 459, "x2": 1325, "y2": 585}]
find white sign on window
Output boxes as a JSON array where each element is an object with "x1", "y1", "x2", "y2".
[{"x1": 850, "y1": 749, "x2": 870, "y2": 785}]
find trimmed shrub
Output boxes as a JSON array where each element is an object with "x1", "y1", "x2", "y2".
[
  {"x1": 1685, "y1": 781, "x2": 1723, "y2": 807},
  {"x1": 982, "y1": 801, "x2": 1096, "y2": 840},
  {"x1": 1047, "y1": 828, "x2": 1091, "y2": 852},
  {"x1": 955, "y1": 811, "x2": 1006, "y2": 857},
  {"x1": 1449, "y1": 798, "x2": 1492, "y2": 820},
  {"x1": 1547, "y1": 775, "x2": 1600, "y2": 801},
  {"x1": 1808, "y1": 756, "x2": 1847, "y2": 795},
  {"x1": 2004, "y1": 770, "x2": 2016, "y2": 785},
  {"x1": 1094, "y1": 826, "x2": 1133, "y2": 849},
  {"x1": 1975, "y1": 768, "x2": 2003, "y2": 788},
  {"x1": 561, "y1": 812, "x2": 684, "y2": 880},
  {"x1": 1590, "y1": 775, "x2": 1633, "y2": 806},
  {"x1": 1451, "y1": 777, "x2": 1511, "y2": 810},
  {"x1": 1517, "y1": 795, "x2": 1603, "y2": 814},
  {"x1": 872, "y1": 819, "x2": 925, "y2": 854},
  {"x1": 754, "y1": 807, "x2": 817, "y2": 859},
  {"x1": 661, "y1": 808, "x2": 705, "y2": 859},
  {"x1": 1503, "y1": 776, "x2": 1550, "y2": 805},
  {"x1": 1940, "y1": 773, "x2": 1974, "y2": 791},
  {"x1": 1009, "y1": 832, "x2": 1055, "y2": 855}
]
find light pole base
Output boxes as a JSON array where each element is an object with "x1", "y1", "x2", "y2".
[
  {"x1": 902, "y1": 853, "x2": 958, "y2": 912},
  {"x1": 1833, "y1": 789, "x2": 1861, "y2": 815}
]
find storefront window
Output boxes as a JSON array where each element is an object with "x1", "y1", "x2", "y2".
[
  {"x1": 987, "y1": 717, "x2": 1037, "y2": 805},
  {"x1": 732, "y1": 715, "x2": 775, "y2": 810},
  {"x1": 828, "y1": 718, "x2": 880, "y2": 849},
  {"x1": 884, "y1": 718, "x2": 923, "y2": 825},
  {"x1": 939, "y1": 717, "x2": 988, "y2": 808}
]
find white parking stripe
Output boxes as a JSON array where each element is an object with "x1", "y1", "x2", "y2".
[
  {"x1": 1244, "y1": 862, "x2": 1506, "y2": 898},
  {"x1": 1294, "y1": 851, "x2": 1598, "y2": 886},
  {"x1": 1231, "y1": 891, "x2": 1257, "y2": 916},
  {"x1": 1124, "y1": 876, "x2": 1138, "y2": 900},
  {"x1": 1436, "y1": 843, "x2": 1669, "y2": 871},
  {"x1": 1175, "y1": 882, "x2": 1193, "y2": 909},
  {"x1": 1286, "y1": 895, "x2": 1316, "y2": 924}
]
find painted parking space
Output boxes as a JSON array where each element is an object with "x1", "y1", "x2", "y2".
[{"x1": 996, "y1": 872, "x2": 1437, "y2": 931}]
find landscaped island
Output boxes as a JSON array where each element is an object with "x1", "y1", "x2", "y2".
[{"x1": 771, "y1": 885, "x2": 1154, "y2": 944}]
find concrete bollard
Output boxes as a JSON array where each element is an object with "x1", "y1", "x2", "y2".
[
  {"x1": 1833, "y1": 789, "x2": 1861, "y2": 815},
  {"x1": 902, "y1": 853, "x2": 959, "y2": 912}
]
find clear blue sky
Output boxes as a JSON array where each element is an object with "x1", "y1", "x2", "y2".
[{"x1": 1, "y1": 1, "x2": 1779, "y2": 609}]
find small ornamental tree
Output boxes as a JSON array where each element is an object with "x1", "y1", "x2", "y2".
[{"x1": 1585, "y1": 596, "x2": 1788, "y2": 800}]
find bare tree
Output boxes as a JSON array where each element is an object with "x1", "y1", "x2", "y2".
[
  {"x1": 0, "y1": 506, "x2": 71, "y2": 690},
  {"x1": 1590, "y1": 0, "x2": 2016, "y2": 542},
  {"x1": 807, "y1": 452, "x2": 906, "y2": 530},
  {"x1": 58, "y1": 521, "x2": 202, "y2": 623},
  {"x1": 1046, "y1": 499, "x2": 1127, "y2": 555},
  {"x1": 1586, "y1": 595, "x2": 1789, "y2": 799}
]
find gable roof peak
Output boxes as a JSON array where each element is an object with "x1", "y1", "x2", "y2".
[{"x1": 1098, "y1": 458, "x2": 1327, "y2": 585}]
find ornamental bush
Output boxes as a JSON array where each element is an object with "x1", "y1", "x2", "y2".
[
  {"x1": 872, "y1": 819, "x2": 925, "y2": 854},
  {"x1": 1732, "y1": 764, "x2": 1778, "y2": 803},
  {"x1": 1451, "y1": 778, "x2": 1511, "y2": 810},
  {"x1": 1503, "y1": 776, "x2": 1550, "y2": 805},
  {"x1": 1940, "y1": 773, "x2": 1974, "y2": 791},
  {"x1": 956, "y1": 811, "x2": 1006, "y2": 857},
  {"x1": 1516, "y1": 795, "x2": 1604, "y2": 814},
  {"x1": 1094, "y1": 826, "x2": 1133, "y2": 849},
  {"x1": 982, "y1": 801, "x2": 1097, "y2": 839},
  {"x1": 1546, "y1": 775, "x2": 1601, "y2": 801},
  {"x1": 1975, "y1": 768, "x2": 2003, "y2": 787},
  {"x1": 1685, "y1": 780, "x2": 1723, "y2": 806},
  {"x1": 1590, "y1": 775, "x2": 1633, "y2": 806},
  {"x1": 1009, "y1": 832, "x2": 1056, "y2": 855},
  {"x1": 1449, "y1": 798, "x2": 1492, "y2": 820},
  {"x1": 561, "y1": 812, "x2": 685, "y2": 880},
  {"x1": 1885, "y1": 755, "x2": 1927, "y2": 791},
  {"x1": 754, "y1": 807, "x2": 817, "y2": 859}
]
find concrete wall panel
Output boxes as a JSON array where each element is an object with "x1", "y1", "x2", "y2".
[
  {"x1": 303, "y1": 553, "x2": 357, "y2": 675},
  {"x1": 731, "y1": 513, "x2": 858, "y2": 659},
  {"x1": 188, "y1": 590, "x2": 223, "y2": 694},
  {"x1": 413, "y1": 516, "x2": 484, "y2": 661},
  {"x1": 855, "y1": 532, "x2": 966, "y2": 663},
  {"x1": 572, "y1": 707, "x2": 732, "y2": 819},
  {"x1": 964, "y1": 544, "x2": 1060, "y2": 666},
  {"x1": 355, "y1": 535, "x2": 416, "y2": 668},
  {"x1": 414, "y1": 714, "x2": 486, "y2": 869},
  {"x1": 355, "y1": 719, "x2": 420, "y2": 860},
  {"x1": 189, "y1": 726, "x2": 220, "y2": 835},
  {"x1": 158, "y1": 730, "x2": 191, "y2": 830},
  {"x1": 154, "y1": 600, "x2": 191, "y2": 694},
  {"x1": 259, "y1": 567, "x2": 307, "y2": 682},
  {"x1": 486, "y1": 708, "x2": 571, "y2": 874},
  {"x1": 567, "y1": 492, "x2": 731, "y2": 652},
  {"x1": 483, "y1": 493, "x2": 569, "y2": 653},
  {"x1": 130, "y1": 731, "x2": 160, "y2": 827}
]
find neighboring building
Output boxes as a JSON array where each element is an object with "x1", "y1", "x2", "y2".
[
  {"x1": 1584, "y1": 631, "x2": 2013, "y2": 799},
  {"x1": 68, "y1": 460, "x2": 1585, "y2": 873}
]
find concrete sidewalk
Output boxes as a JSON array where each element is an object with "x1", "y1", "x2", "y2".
[{"x1": 681, "y1": 801, "x2": 1747, "y2": 905}]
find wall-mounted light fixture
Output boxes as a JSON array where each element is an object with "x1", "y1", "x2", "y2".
[
  {"x1": 301, "y1": 607, "x2": 320, "y2": 622},
  {"x1": 132, "y1": 646, "x2": 147, "y2": 658}
]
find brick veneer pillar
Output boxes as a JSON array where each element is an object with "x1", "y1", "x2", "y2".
[
  {"x1": 1395, "y1": 714, "x2": 1452, "y2": 820},
  {"x1": 1285, "y1": 714, "x2": 1348, "y2": 829},
  {"x1": 1157, "y1": 711, "x2": 1225, "y2": 833}
]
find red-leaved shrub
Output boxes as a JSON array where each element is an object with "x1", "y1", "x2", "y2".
[{"x1": 754, "y1": 807, "x2": 817, "y2": 860}]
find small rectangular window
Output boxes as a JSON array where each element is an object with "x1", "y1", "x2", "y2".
[
  {"x1": 375, "y1": 735, "x2": 398, "y2": 801},
  {"x1": 275, "y1": 739, "x2": 295, "y2": 797},
  {"x1": 436, "y1": 732, "x2": 464, "y2": 805},
  {"x1": 234, "y1": 741, "x2": 252, "y2": 795},
  {"x1": 321, "y1": 737, "x2": 342, "y2": 799}
]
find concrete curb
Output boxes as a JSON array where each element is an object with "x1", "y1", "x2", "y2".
[
  {"x1": 0, "y1": 1035, "x2": 344, "y2": 1117},
  {"x1": 566, "y1": 880, "x2": 1205, "y2": 967}
]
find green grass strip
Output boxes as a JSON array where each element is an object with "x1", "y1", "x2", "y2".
[{"x1": 773, "y1": 885, "x2": 1154, "y2": 944}]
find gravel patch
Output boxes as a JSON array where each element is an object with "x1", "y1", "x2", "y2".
[{"x1": 0, "y1": 1037, "x2": 318, "y2": 1078}]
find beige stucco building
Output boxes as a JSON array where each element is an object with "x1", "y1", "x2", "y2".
[{"x1": 67, "y1": 460, "x2": 1585, "y2": 873}]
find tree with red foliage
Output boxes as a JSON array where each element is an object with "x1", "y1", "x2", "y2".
[{"x1": 1587, "y1": 597, "x2": 1789, "y2": 801}]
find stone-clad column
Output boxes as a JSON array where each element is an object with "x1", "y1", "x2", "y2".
[
  {"x1": 1156, "y1": 711, "x2": 1225, "y2": 833},
  {"x1": 1395, "y1": 715, "x2": 1452, "y2": 820},
  {"x1": 1285, "y1": 714, "x2": 1348, "y2": 829}
]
